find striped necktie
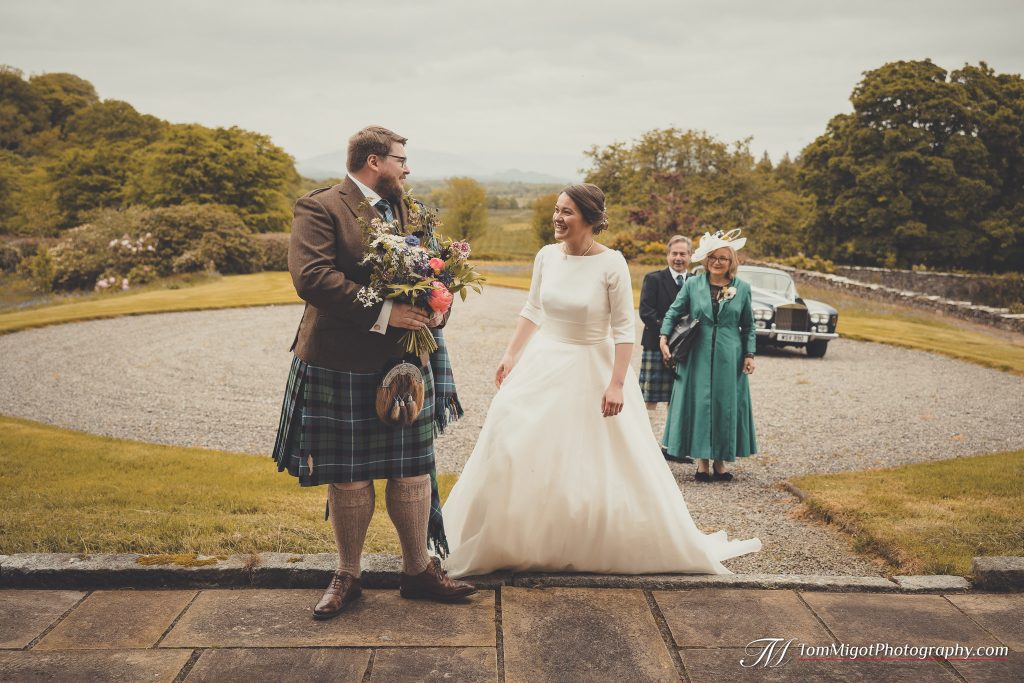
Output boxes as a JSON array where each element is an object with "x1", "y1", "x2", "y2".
[{"x1": 375, "y1": 199, "x2": 395, "y2": 223}]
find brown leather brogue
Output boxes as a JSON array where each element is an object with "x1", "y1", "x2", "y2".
[
  {"x1": 400, "y1": 557, "x2": 477, "y2": 602},
  {"x1": 313, "y1": 570, "x2": 362, "y2": 620}
]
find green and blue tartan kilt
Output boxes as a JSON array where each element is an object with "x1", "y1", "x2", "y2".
[
  {"x1": 272, "y1": 356, "x2": 435, "y2": 486},
  {"x1": 639, "y1": 349, "x2": 675, "y2": 404}
]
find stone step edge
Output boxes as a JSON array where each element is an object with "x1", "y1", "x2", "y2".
[{"x1": 3, "y1": 553, "x2": 1012, "y2": 593}]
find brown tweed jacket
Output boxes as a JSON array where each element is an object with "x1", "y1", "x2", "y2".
[{"x1": 287, "y1": 176, "x2": 411, "y2": 372}]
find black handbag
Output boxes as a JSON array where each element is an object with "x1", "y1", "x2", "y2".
[{"x1": 668, "y1": 315, "x2": 700, "y2": 363}]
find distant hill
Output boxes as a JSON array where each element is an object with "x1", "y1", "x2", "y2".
[{"x1": 297, "y1": 148, "x2": 575, "y2": 185}]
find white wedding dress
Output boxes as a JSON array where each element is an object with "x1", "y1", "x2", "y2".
[{"x1": 442, "y1": 245, "x2": 761, "y2": 577}]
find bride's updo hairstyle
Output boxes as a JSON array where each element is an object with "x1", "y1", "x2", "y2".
[{"x1": 562, "y1": 183, "x2": 609, "y2": 234}]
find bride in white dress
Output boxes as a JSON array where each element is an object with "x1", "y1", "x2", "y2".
[{"x1": 442, "y1": 184, "x2": 761, "y2": 577}]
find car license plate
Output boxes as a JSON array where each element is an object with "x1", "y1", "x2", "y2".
[{"x1": 777, "y1": 333, "x2": 809, "y2": 343}]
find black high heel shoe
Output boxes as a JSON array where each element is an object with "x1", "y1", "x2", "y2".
[{"x1": 694, "y1": 469, "x2": 712, "y2": 483}]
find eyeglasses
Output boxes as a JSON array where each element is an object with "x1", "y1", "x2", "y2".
[
  {"x1": 386, "y1": 154, "x2": 408, "y2": 167},
  {"x1": 706, "y1": 255, "x2": 731, "y2": 264}
]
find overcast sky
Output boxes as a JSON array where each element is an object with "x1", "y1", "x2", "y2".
[{"x1": 3, "y1": 0, "x2": 1022, "y2": 179}]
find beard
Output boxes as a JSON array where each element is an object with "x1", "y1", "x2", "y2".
[{"x1": 375, "y1": 173, "x2": 404, "y2": 204}]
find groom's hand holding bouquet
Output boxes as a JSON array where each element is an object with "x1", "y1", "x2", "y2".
[{"x1": 357, "y1": 194, "x2": 484, "y2": 355}]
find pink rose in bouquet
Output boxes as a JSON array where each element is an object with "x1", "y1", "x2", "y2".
[
  {"x1": 428, "y1": 281, "x2": 454, "y2": 313},
  {"x1": 429, "y1": 257, "x2": 445, "y2": 273}
]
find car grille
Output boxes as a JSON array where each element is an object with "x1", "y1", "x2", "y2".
[{"x1": 774, "y1": 305, "x2": 809, "y2": 332}]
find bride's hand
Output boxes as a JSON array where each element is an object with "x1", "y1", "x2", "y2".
[
  {"x1": 601, "y1": 385, "x2": 624, "y2": 417},
  {"x1": 495, "y1": 356, "x2": 515, "y2": 388}
]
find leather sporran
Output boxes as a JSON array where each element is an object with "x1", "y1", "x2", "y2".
[
  {"x1": 668, "y1": 315, "x2": 701, "y2": 363},
  {"x1": 375, "y1": 361, "x2": 425, "y2": 427}
]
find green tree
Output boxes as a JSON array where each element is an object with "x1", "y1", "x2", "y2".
[
  {"x1": 0, "y1": 65, "x2": 306, "y2": 238},
  {"x1": 532, "y1": 192, "x2": 558, "y2": 245},
  {"x1": 64, "y1": 100, "x2": 164, "y2": 146},
  {"x1": 0, "y1": 150, "x2": 23, "y2": 232},
  {"x1": 0, "y1": 66, "x2": 50, "y2": 153},
  {"x1": 440, "y1": 176, "x2": 487, "y2": 240},
  {"x1": 131, "y1": 124, "x2": 298, "y2": 232},
  {"x1": 53, "y1": 147, "x2": 131, "y2": 227},
  {"x1": 585, "y1": 128, "x2": 757, "y2": 236},
  {"x1": 8, "y1": 160, "x2": 60, "y2": 235},
  {"x1": 28, "y1": 73, "x2": 99, "y2": 130},
  {"x1": 799, "y1": 60, "x2": 1023, "y2": 271},
  {"x1": 750, "y1": 156, "x2": 811, "y2": 258},
  {"x1": 584, "y1": 128, "x2": 810, "y2": 257}
]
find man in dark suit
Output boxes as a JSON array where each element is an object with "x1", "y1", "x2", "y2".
[
  {"x1": 639, "y1": 235, "x2": 694, "y2": 463},
  {"x1": 271, "y1": 126, "x2": 475, "y2": 620}
]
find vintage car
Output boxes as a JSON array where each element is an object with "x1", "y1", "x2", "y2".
[{"x1": 740, "y1": 265, "x2": 839, "y2": 358}]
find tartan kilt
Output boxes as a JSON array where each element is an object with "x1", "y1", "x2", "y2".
[
  {"x1": 272, "y1": 356, "x2": 435, "y2": 486},
  {"x1": 639, "y1": 349, "x2": 675, "y2": 404}
]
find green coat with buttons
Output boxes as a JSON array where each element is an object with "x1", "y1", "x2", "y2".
[{"x1": 660, "y1": 273, "x2": 757, "y2": 461}]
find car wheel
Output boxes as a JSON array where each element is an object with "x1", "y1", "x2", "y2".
[{"x1": 806, "y1": 340, "x2": 828, "y2": 358}]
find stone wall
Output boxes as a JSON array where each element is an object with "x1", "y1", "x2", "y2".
[
  {"x1": 752, "y1": 262, "x2": 1024, "y2": 334},
  {"x1": 833, "y1": 265, "x2": 1023, "y2": 309}
]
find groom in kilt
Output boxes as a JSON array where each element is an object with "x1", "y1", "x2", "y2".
[
  {"x1": 272, "y1": 126, "x2": 475, "y2": 620},
  {"x1": 639, "y1": 235, "x2": 694, "y2": 464}
]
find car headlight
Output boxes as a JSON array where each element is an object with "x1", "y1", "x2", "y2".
[
  {"x1": 810, "y1": 312, "x2": 827, "y2": 324},
  {"x1": 753, "y1": 308, "x2": 772, "y2": 321}
]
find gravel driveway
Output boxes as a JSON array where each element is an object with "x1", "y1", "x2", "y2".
[{"x1": 2, "y1": 286, "x2": 1022, "y2": 575}]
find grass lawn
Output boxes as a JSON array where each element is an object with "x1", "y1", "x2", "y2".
[
  {"x1": 0, "y1": 272, "x2": 300, "y2": 335},
  {"x1": 790, "y1": 450, "x2": 1024, "y2": 576},
  {"x1": 0, "y1": 416, "x2": 455, "y2": 556},
  {"x1": 799, "y1": 283, "x2": 1024, "y2": 375},
  {"x1": 467, "y1": 208, "x2": 539, "y2": 261}
]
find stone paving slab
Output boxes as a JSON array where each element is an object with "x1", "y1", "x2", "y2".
[
  {"x1": 160, "y1": 589, "x2": 495, "y2": 648},
  {"x1": 654, "y1": 589, "x2": 833, "y2": 647},
  {"x1": 0, "y1": 590, "x2": 84, "y2": 649},
  {"x1": 0, "y1": 650, "x2": 192, "y2": 682},
  {"x1": 948, "y1": 650, "x2": 1024, "y2": 683},
  {"x1": 184, "y1": 648, "x2": 370, "y2": 682},
  {"x1": 501, "y1": 587, "x2": 677, "y2": 683},
  {"x1": 802, "y1": 593, "x2": 1002, "y2": 648},
  {"x1": 370, "y1": 647, "x2": 497, "y2": 682},
  {"x1": 679, "y1": 647, "x2": 961, "y2": 682},
  {"x1": 35, "y1": 589, "x2": 197, "y2": 650},
  {"x1": 946, "y1": 593, "x2": 1024, "y2": 650}
]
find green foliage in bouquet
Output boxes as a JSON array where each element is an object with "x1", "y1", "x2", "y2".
[{"x1": 358, "y1": 194, "x2": 485, "y2": 356}]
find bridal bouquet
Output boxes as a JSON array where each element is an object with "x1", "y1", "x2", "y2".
[{"x1": 357, "y1": 195, "x2": 484, "y2": 355}]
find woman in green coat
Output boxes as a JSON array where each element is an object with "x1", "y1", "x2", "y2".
[{"x1": 659, "y1": 230, "x2": 757, "y2": 482}]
